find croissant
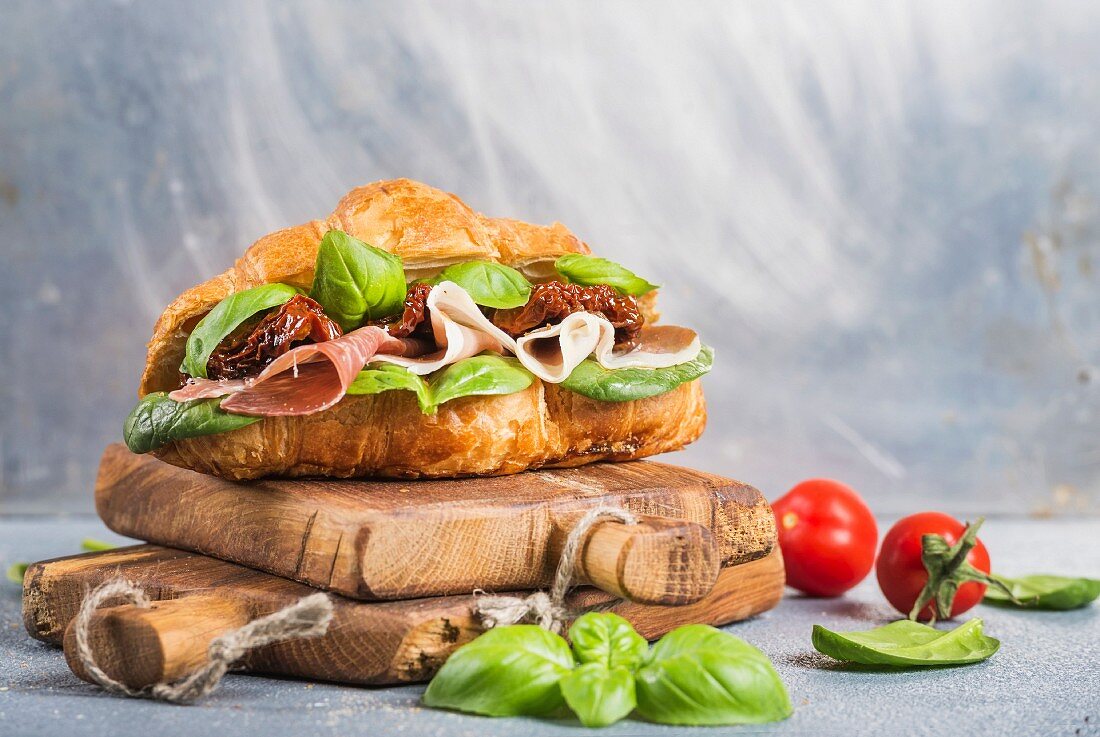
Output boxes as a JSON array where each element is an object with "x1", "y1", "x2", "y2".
[{"x1": 137, "y1": 179, "x2": 707, "y2": 480}]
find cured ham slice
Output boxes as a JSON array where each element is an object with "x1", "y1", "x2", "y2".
[
  {"x1": 515, "y1": 317, "x2": 700, "y2": 383},
  {"x1": 169, "y1": 326, "x2": 406, "y2": 416},
  {"x1": 168, "y1": 378, "x2": 249, "y2": 402},
  {"x1": 373, "y1": 281, "x2": 518, "y2": 375}
]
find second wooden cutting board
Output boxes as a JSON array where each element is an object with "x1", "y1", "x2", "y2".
[{"x1": 96, "y1": 445, "x2": 776, "y2": 602}]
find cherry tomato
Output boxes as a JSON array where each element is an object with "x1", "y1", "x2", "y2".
[
  {"x1": 771, "y1": 479, "x2": 878, "y2": 597},
  {"x1": 876, "y1": 512, "x2": 991, "y2": 620}
]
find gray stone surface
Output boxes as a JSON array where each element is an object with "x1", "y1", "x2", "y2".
[{"x1": 0, "y1": 516, "x2": 1096, "y2": 736}]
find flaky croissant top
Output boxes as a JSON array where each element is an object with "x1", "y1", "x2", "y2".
[{"x1": 140, "y1": 178, "x2": 664, "y2": 396}]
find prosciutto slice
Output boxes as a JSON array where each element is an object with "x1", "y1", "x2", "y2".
[
  {"x1": 515, "y1": 317, "x2": 700, "y2": 383},
  {"x1": 170, "y1": 326, "x2": 408, "y2": 416},
  {"x1": 169, "y1": 378, "x2": 249, "y2": 402},
  {"x1": 373, "y1": 281, "x2": 518, "y2": 375}
]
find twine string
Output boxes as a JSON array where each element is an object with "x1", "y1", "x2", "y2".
[
  {"x1": 73, "y1": 577, "x2": 332, "y2": 704},
  {"x1": 474, "y1": 506, "x2": 637, "y2": 634}
]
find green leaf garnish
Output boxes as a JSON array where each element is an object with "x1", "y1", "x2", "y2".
[
  {"x1": 634, "y1": 624, "x2": 792, "y2": 725},
  {"x1": 180, "y1": 283, "x2": 299, "y2": 378},
  {"x1": 569, "y1": 612, "x2": 648, "y2": 670},
  {"x1": 983, "y1": 574, "x2": 1100, "y2": 610},
  {"x1": 422, "y1": 625, "x2": 574, "y2": 717},
  {"x1": 347, "y1": 354, "x2": 533, "y2": 414},
  {"x1": 554, "y1": 254, "x2": 658, "y2": 296},
  {"x1": 561, "y1": 345, "x2": 713, "y2": 402},
  {"x1": 123, "y1": 392, "x2": 260, "y2": 454},
  {"x1": 812, "y1": 619, "x2": 1000, "y2": 667},
  {"x1": 431, "y1": 261, "x2": 532, "y2": 309},
  {"x1": 6, "y1": 562, "x2": 28, "y2": 585},
  {"x1": 309, "y1": 230, "x2": 406, "y2": 331},
  {"x1": 559, "y1": 663, "x2": 636, "y2": 728},
  {"x1": 81, "y1": 539, "x2": 117, "y2": 552}
]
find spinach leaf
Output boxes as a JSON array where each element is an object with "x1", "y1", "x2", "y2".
[
  {"x1": 180, "y1": 283, "x2": 299, "y2": 378},
  {"x1": 983, "y1": 574, "x2": 1100, "y2": 610},
  {"x1": 123, "y1": 392, "x2": 260, "y2": 454},
  {"x1": 555, "y1": 254, "x2": 658, "y2": 296},
  {"x1": 347, "y1": 355, "x2": 534, "y2": 414},
  {"x1": 430, "y1": 354, "x2": 533, "y2": 408},
  {"x1": 812, "y1": 619, "x2": 1000, "y2": 667},
  {"x1": 431, "y1": 261, "x2": 532, "y2": 309},
  {"x1": 347, "y1": 362, "x2": 432, "y2": 413},
  {"x1": 559, "y1": 663, "x2": 635, "y2": 728},
  {"x1": 561, "y1": 345, "x2": 713, "y2": 402},
  {"x1": 634, "y1": 624, "x2": 791, "y2": 726},
  {"x1": 309, "y1": 229, "x2": 406, "y2": 331},
  {"x1": 422, "y1": 625, "x2": 574, "y2": 717},
  {"x1": 568, "y1": 612, "x2": 648, "y2": 670}
]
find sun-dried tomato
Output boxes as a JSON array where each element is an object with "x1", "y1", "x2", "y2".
[
  {"x1": 375, "y1": 282, "x2": 434, "y2": 339},
  {"x1": 206, "y1": 294, "x2": 342, "y2": 380},
  {"x1": 491, "y1": 282, "x2": 644, "y2": 348}
]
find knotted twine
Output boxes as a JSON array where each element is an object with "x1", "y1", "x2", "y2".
[
  {"x1": 474, "y1": 505, "x2": 638, "y2": 634},
  {"x1": 73, "y1": 577, "x2": 333, "y2": 704}
]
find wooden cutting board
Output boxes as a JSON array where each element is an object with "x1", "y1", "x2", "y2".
[
  {"x1": 95, "y1": 445, "x2": 776, "y2": 603},
  {"x1": 23, "y1": 545, "x2": 785, "y2": 687}
]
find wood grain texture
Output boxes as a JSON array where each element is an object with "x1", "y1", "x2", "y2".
[
  {"x1": 95, "y1": 445, "x2": 775, "y2": 601},
  {"x1": 25, "y1": 545, "x2": 785, "y2": 687}
]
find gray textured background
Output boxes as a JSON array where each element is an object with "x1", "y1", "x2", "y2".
[{"x1": 1, "y1": 1, "x2": 1098, "y2": 514}]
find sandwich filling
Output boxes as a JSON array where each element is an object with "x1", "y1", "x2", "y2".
[{"x1": 125, "y1": 229, "x2": 712, "y2": 453}]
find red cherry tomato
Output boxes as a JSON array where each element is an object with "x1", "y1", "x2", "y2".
[
  {"x1": 771, "y1": 479, "x2": 878, "y2": 597},
  {"x1": 876, "y1": 512, "x2": 991, "y2": 620}
]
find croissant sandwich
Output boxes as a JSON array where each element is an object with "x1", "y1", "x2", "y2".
[{"x1": 125, "y1": 179, "x2": 711, "y2": 479}]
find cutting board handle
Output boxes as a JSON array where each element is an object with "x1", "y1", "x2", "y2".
[
  {"x1": 62, "y1": 595, "x2": 254, "y2": 690},
  {"x1": 573, "y1": 514, "x2": 720, "y2": 605}
]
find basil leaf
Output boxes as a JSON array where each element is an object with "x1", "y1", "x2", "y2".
[
  {"x1": 568, "y1": 612, "x2": 648, "y2": 670},
  {"x1": 812, "y1": 619, "x2": 1000, "y2": 667},
  {"x1": 309, "y1": 230, "x2": 405, "y2": 331},
  {"x1": 559, "y1": 663, "x2": 635, "y2": 728},
  {"x1": 432, "y1": 261, "x2": 532, "y2": 309},
  {"x1": 555, "y1": 254, "x2": 658, "y2": 296},
  {"x1": 983, "y1": 574, "x2": 1100, "y2": 610},
  {"x1": 634, "y1": 624, "x2": 791, "y2": 726},
  {"x1": 347, "y1": 362, "x2": 432, "y2": 413},
  {"x1": 123, "y1": 392, "x2": 260, "y2": 454},
  {"x1": 81, "y1": 539, "x2": 116, "y2": 552},
  {"x1": 180, "y1": 283, "x2": 299, "y2": 378},
  {"x1": 6, "y1": 562, "x2": 28, "y2": 585},
  {"x1": 422, "y1": 625, "x2": 574, "y2": 717},
  {"x1": 429, "y1": 354, "x2": 533, "y2": 408},
  {"x1": 348, "y1": 355, "x2": 533, "y2": 414},
  {"x1": 561, "y1": 345, "x2": 713, "y2": 402}
]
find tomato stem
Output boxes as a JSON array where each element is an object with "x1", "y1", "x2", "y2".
[{"x1": 909, "y1": 518, "x2": 1016, "y2": 622}]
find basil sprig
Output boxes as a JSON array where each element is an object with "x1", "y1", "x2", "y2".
[
  {"x1": 561, "y1": 345, "x2": 713, "y2": 402},
  {"x1": 309, "y1": 229, "x2": 406, "y2": 331},
  {"x1": 634, "y1": 624, "x2": 792, "y2": 726},
  {"x1": 422, "y1": 613, "x2": 791, "y2": 728},
  {"x1": 430, "y1": 261, "x2": 532, "y2": 309},
  {"x1": 347, "y1": 354, "x2": 534, "y2": 414},
  {"x1": 422, "y1": 625, "x2": 573, "y2": 717},
  {"x1": 812, "y1": 619, "x2": 1000, "y2": 668},
  {"x1": 983, "y1": 574, "x2": 1100, "y2": 610},
  {"x1": 555, "y1": 254, "x2": 658, "y2": 296},
  {"x1": 180, "y1": 283, "x2": 299, "y2": 378},
  {"x1": 123, "y1": 392, "x2": 260, "y2": 454}
]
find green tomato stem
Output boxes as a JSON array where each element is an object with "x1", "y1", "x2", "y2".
[{"x1": 909, "y1": 517, "x2": 1016, "y2": 622}]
